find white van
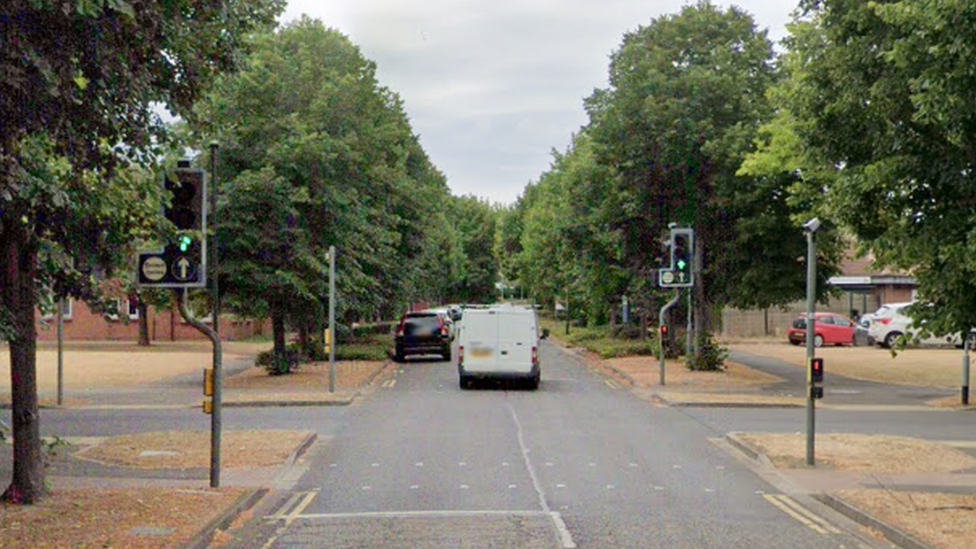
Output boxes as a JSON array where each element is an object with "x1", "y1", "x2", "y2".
[{"x1": 456, "y1": 306, "x2": 545, "y2": 390}]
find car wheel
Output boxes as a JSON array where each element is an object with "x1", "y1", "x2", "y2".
[
  {"x1": 459, "y1": 375, "x2": 472, "y2": 390},
  {"x1": 813, "y1": 334, "x2": 824, "y2": 348},
  {"x1": 884, "y1": 332, "x2": 902, "y2": 349},
  {"x1": 789, "y1": 339, "x2": 800, "y2": 346},
  {"x1": 442, "y1": 347, "x2": 452, "y2": 361},
  {"x1": 395, "y1": 345, "x2": 405, "y2": 363},
  {"x1": 526, "y1": 373, "x2": 540, "y2": 391}
]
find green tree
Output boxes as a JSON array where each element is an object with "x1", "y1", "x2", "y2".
[
  {"x1": 783, "y1": 0, "x2": 976, "y2": 335},
  {"x1": 0, "y1": 0, "x2": 282, "y2": 504},
  {"x1": 193, "y1": 18, "x2": 458, "y2": 348},
  {"x1": 585, "y1": 2, "x2": 787, "y2": 344},
  {"x1": 446, "y1": 196, "x2": 500, "y2": 303}
]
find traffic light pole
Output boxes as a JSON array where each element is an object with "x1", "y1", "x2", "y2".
[
  {"x1": 804, "y1": 229, "x2": 817, "y2": 467},
  {"x1": 328, "y1": 246, "x2": 336, "y2": 393},
  {"x1": 658, "y1": 290, "x2": 682, "y2": 386},
  {"x1": 209, "y1": 142, "x2": 219, "y2": 335},
  {"x1": 177, "y1": 289, "x2": 222, "y2": 487}
]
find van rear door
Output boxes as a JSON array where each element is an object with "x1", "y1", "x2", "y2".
[
  {"x1": 497, "y1": 311, "x2": 534, "y2": 373},
  {"x1": 463, "y1": 311, "x2": 499, "y2": 371}
]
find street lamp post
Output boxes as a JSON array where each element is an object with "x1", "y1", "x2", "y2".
[{"x1": 803, "y1": 217, "x2": 821, "y2": 466}]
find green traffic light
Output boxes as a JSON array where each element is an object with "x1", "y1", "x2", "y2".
[
  {"x1": 178, "y1": 235, "x2": 192, "y2": 252},
  {"x1": 677, "y1": 258, "x2": 687, "y2": 271}
]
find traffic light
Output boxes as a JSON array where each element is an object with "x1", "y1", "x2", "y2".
[
  {"x1": 811, "y1": 357, "x2": 824, "y2": 383},
  {"x1": 138, "y1": 161, "x2": 207, "y2": 287},
  {"x1": 669, "y1": 228, "x2": 694, "y2": 285}
]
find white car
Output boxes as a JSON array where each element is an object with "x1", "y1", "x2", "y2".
[
  {"x1": 456, "y1": 306, "x2": 544, "y2": 390},
  {"x1": 867, "y1": 302, "x2": 961, "y2": 349}
]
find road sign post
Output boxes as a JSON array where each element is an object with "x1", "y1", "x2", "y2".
[
  {"x1": 328, "y1": 246, "x2": 337, "y2": 393},
  {"x1": 658, "y1": 291, "x2": 682, "y2": 386},
  {"x1": 803, "y1": 218, "x2": 821, "y2": 467},
  {"x1": 177, "y1": 289, "x2": 221, "y2": 487}
]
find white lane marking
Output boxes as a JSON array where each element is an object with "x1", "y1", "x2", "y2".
[
  {"x1": 606, "y1": 485, "x2": 615, "y2": 490},
  {"x1": 371, "y1": 463, "x2": 379, "y2": 467},
  {"x1": 460, "y1": 485, "x2": 469, "y2": 490},
  {"x1": 587, "y1": 462, "x2": 596, "y2": 467},
  {"x1": 502, "y1": 462, "x2": 511, "y2": 467},
  {"x1": 716, "y1": 466, "x2": 725, "y2": 470},
  {"x1": 764, "y1": 495, "x2": 829, "y2": 535},
  {"x1": 508, "y1": 484, "x2": 517, "y2": 489},
  {"x1": 507, "y1": 402, "x2": 577, "y2": 549},
  {"x1": 550, "y1": 512, "x2": 577, "y2": 549},
  {"x1": 361, "y1": 486, "x2": 371, "y2": 491},
  {"x1": 556, "y1": 484, "x2": 566, "y2": 489},
  {"x1": 415, "y1": 462, "x2": 424, "y2": 467},
  {"x1": 329, "y1": 463, "x2": 338, "y2": 468},
  {"x1": 410, "y1": 485, "x2": 419, "y2": 490},
  {"x1": 293, "y1": 510, "x2": 549, "y2": 520},
  {"x1": 704, "y1": 488, "x2": 715, "y2": 493},
  {"x1": 459, "y1": 461, "x2": 467, "y2": 467},
  {"x1": 628, "y1": 463, "x2": 638, "y2": 468},
  {"x1": 545, "y1": 462, "x2": 554, "y2": 467},
  {"x1": 653, "y1": 486, "x2": 664, "y2": 491},
  {"x1": 672, "y1": 465, "x2": 682, "y2": 469}
]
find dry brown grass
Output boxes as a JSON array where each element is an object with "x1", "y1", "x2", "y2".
[
  {"x1": 838, "y1": 490, "x2": 976, "y2": 549},
  {"x1": 926, "y1": 395, "x2": 976, "y2": 410},
  {"x1": 0, "y1": 344, "x2": 262, "y2": 392},
  {"x1": 730, "y1": 343, "x2": 965, "y2": 388},
  {"x1": 739, "y1": 433, "x2": 976, "y2": 472},
  {"x1": 0, "y1": 487, "x2": 245, "y2": 549},
  {"x1": 225, "y1": 360, "x2": 386, "y2": 392},
  {"x1": 603, "y1": 356, "x2": 784, "y2": 390},
  {"x1": 75, "y1": 430, "x2": 312, "y2": 469}
]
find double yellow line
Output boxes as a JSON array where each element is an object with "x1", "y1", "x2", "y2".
[{"x1": 763, "y1": 494, "x2": 841, "y2": 535}]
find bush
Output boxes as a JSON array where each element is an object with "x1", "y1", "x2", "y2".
[
  {"x1": 256, "y1": 347, "x2": 301, "y2": 375},
  {"x1": 685, "y1": 333, "x2": 728, "y2": 372},
  {"x1": 351, "y1": 321, "x2": 397, "y2": 339}
]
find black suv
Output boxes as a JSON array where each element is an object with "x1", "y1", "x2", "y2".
[{"x1": 394, "y1": 312, "x2": 451, "y2": 362}]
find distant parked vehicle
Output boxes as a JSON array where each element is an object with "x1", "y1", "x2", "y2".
[
  {"x1": 867, "y1": 302, "x2": 961, "y2": 349},
  {"x1": 787, "y1": 312, "x2": 856, "y2": 347},
  {"x1": 394, "y1": 312, "x2": 452, "y2": 362},
  {"x1": 853, "y1": 315, "x2": 874, "y2": 346}
]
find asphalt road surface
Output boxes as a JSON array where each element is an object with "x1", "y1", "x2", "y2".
[{"x1": 223, "y1": 343, "x2": 889, "y2": 549}]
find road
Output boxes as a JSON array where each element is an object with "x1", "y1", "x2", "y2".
[{"x1": 216, "y1": 342, "x2": 888, "y2": 549}]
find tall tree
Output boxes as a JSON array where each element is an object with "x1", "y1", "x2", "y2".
[
  {"x1": 0, "y1": 0, "x2": 282, "y2": 504},
  {"x1": 193, "y1": 18, "x2": 459, "y2": 351},
  {"x1": 784, "y1": 0, "x2": 976, "y2": 335},
  {"x1": 586, "y1": 2, "x2": 784, "y2": 343}
]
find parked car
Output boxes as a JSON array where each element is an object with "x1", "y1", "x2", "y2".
[
  {"x1": 867, "y1": 302, "x2": 961, "y2": 349},
  {"x1": 853, "y1": 314, "x2": 875, "y2": 346},
  {"x1": 457, "y1": 306, "x2": 544, "y2": 390},
  {"x1": 786, "y1": 312, "x2": 856, "y2": 347},
  {"x1": 394, "y1": 312, "x2": 452, "y2": 362}
]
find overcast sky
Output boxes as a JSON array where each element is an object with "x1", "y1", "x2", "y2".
[{"x1": 279, "y1": 0, "x2": 797, "y2": 205}]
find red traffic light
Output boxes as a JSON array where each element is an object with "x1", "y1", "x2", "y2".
[
  {"x1": 660, "y1": 324, "x2": 668, "y2": 335},
  {"x1": 811, "y1": 357, "x2": 824, "y2": 383}
]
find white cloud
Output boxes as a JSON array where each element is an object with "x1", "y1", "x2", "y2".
[{"x1": 280, "y1": 0, "x2": 796, "y2": 204}]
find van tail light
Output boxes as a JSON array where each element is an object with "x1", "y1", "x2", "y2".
[
  {"x1": 458, "y1": 346, "x2": 464, "y2": 367},
  {"x1": 877, "y1": 318, "x2": 892, "y2": 325},
  {"x1": 532, "y1": 346, "x2": 538, "y2": 367}
]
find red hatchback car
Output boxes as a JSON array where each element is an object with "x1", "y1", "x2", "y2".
[{"x1": 787, "y1": 312, "x2": 856, "y2": 347}]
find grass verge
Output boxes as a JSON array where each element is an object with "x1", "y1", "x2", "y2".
[{"x1": 539, "y1": 316, "x2": 658, "y2": 359}]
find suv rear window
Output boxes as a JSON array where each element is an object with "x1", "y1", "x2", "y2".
[{"x1": 403, "y1": 315, "x2": 440, "y2": 335}]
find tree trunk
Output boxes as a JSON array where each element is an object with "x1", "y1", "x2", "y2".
[
  {"x1": 137, "y1": 301, "x2": 150, "y2": 346},
  {"x1": 271, "y1": 298, "x2": 286, "y2": 359},
  {"x1": 1, "y1": 217, "x2": 44, "y2": 504}
]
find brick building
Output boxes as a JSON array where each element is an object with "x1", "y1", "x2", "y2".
[
  {"x1": 721, "y1": 251, "x2": 916, "y2": 338},
  {"x1": 36, "y1": 297, "x2": 268, "y2": 342}
]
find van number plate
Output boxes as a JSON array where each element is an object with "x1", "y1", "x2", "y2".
[{"x1": 471, "y1": 347, "x2": 493, "y2": 357}]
